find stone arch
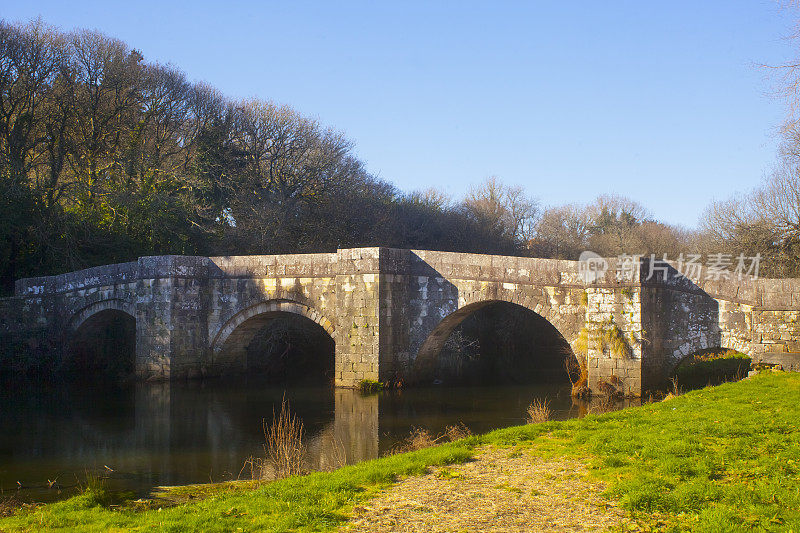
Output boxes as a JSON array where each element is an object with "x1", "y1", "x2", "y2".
[
  {"x1": 208, "y1": 298, "x2": 336, "y2": 379},
  {"x1": 67, "y1": 298, "x2": 137, "y2": 333},
  {"x1": 665, "y1": 335, "x2": 716, "y2": 378},
  {"x1": 210, "y1": 299, "x2": 335, "y2": 356},
  {"x1": 64, "y1": 299, "x2": 137, "y2": 381},
  {"x1": 456, "y1": 285, "x2": 580, "y2": 337},
  {"x1": 412, "y1": 284, "x2": 582, "y2": 382}
]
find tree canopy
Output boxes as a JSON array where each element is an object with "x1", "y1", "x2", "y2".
[{"x1": 1, "y1": 18, "x2": 797, "y2": 296}]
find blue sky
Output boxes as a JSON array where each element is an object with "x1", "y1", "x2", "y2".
[{"x1": 3, "y1": 1, "x2": 797, "y2": 227}]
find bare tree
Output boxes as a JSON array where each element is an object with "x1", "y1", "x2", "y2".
[
  {"x1": 700, "y1": 191, "x2": 784, "y2": 275},
  {"x1": 531, "y1": 204, "x2": 591, "y2": 259},
  {"x1": 586, "y1": 194, "x2": 651, "y2": 256},
  {"x1": 463, "y1": 176, "x2": 540, "y2": 244},
  {"x1": 759, "y1": 161, "x2": 800, "y2": 241},
  {"x1": 0, "y1": 19, "x2": 67, "y2": 289},
  {"x1": 411, "y1": 187, "x2": 451, "y2": 210},
  {"x1": 760, "y1": 0, "x2": 800, "y2": 129},
  {"x1": 228, "y1": 100, "x2": 352, "y2": 252},
  {"x1": 0, "y1": 19, "x2": 65, "y2": 184},
  {"x1": 65, "y1": 29, "x2": 145, "y2": 207}
]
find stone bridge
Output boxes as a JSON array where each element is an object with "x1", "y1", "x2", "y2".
[{"x1": 2, "y1": 247, "x2": 799, "y2": 395}]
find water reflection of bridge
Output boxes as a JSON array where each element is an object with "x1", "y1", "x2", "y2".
[
  {"x1": 2, "y1": 382, "x2": 643, "y2": 500},
  {"x1": 133, "y1": 385, "x2": 379, "y2": 479},
  {"x1": 130, "y1": 384, "x2": 609, "y2": 477}
]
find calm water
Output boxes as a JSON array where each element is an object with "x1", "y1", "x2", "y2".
[{"x1": 0, "y1": 380, "x2": 632, "y2": 503}]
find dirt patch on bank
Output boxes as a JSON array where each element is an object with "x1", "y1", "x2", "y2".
[{"x1": 345, "y1": 447, "x2": 639, "y2": 532}]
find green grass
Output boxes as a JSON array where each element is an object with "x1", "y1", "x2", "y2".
[
  {"x1": 1, "y1": 444, "x2": 473, "y2": 532},
  {"x1": 483, "y1": 372, "x2": 800, "y2": 531},
  {"x1": 2, "y1": 373, "x2": 799, "y2": 532},
  {"x1": 356, "y1": 379, "x2": 383, "y2": 394},
  {"x1": 673, "y1": 348, "x2": 751, "y2": 390}
]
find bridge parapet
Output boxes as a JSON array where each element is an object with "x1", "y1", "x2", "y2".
[
  {"x1": 209, "y1": 253, "x2": 340, "y2": 278},
  {"x1": 15, "y1": 261, "x2": 140, "y2": 296}
]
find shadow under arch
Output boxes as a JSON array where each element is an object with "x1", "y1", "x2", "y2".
[
  {"x1": 210, "y1": 299, "x2": 336, "y2": 382},
  {"x1": 65, "y1": 307, "x2": 136, "y2": 382},
  {"x1": 412, "y1": 299, "x2": 578, "y2": 384}
]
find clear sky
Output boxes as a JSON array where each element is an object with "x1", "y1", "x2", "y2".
[{"x1": 3, "y1": 1, "x2": 798, "y2": 228}]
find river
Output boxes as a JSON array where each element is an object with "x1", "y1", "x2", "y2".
[{"x1": 0, "y1": 379, "x2": 635, "y2": 503}]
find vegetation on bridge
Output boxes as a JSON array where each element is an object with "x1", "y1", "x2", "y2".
[{"x1": 1, "y1": 371, "x2": 797, "y2": 531}]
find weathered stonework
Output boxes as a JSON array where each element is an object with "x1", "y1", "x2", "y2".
[{"x1": 2, "y1": 249, "x2": 799, "y2": 394}]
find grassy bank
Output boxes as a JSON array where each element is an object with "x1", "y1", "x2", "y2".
[
  {"x1": 1, "y1": 372, "x2": 798, "y2": 531},
  {"x1": 672, "y1": 348, "x2": 751, "y2": 390}
]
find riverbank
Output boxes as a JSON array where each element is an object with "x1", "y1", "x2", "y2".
[{"x1": 1, "y1": 371, "x2": 798, "y2": 531}]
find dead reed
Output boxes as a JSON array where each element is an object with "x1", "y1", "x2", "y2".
[
  {"x1": 390, "y1": 423, "x2": 474, "y2": 454},
  {"x1": 526, "y1": 398, "x2": 551, "y2": 424},
  {"x1": 241, "y1": 396, "x2": 305, "y2": 480},
  {"x1": 394, "y1": 427, "x2": 438, "y2": 453},
  {"x1": 444, "y1": 422, "x2": 473, "y2": 442},
  {"x1": 265, "y1": 396, "x2": 305, "y2": 479},
  {"x1": 0, "y1": 496, "x2": 22, "y2": 518},
  {"x1": 565, "y1": 354, "x2": 591, "y2": 399},
  {"x1": 321, "y1": 436, "x2": 348, "y2": 472},
  {"x1": 596, "y1": 375, "x2": 626, "y2": 399},
  {"x1": 661, "y1": 376, "x2": 684, "y2": 401}
]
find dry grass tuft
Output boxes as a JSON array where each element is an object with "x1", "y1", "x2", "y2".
[
  {"x1": 596, "y1": 375, "x2": 626, "y2": 399},
  {"x1": 564, "y1": 352, "x2": 591, "y2": 399},
  {"x1": 443, "y1": 422, "x2": 472, "y2": 442},
  {"x1": 393, "y1": 427, "x2": 439, "y2": 453},
  {"x1": 659, "y1": 377, "x2": 683, "y2": 402},
  {"x1": 391, "y1": 423, "x2": 474, "y2": 454},
  {"x1": 526, "y1": 398, "x2": 551, "y2": 424},
  {"x1": 241, "y1": 396, "x2": 306, "y2": 480},
  {"x1": 573, "y1": 328, "x2": 589, "y2": 356},
  {"x1": 597, "y1": 324, "x2": 632, "y2": 359},
  {"x1": 669, "y1": 376, "x2": 683, "y2": 396},
  {"x1": 265, "y1": 396, "x2": 305, "y2": 479}
]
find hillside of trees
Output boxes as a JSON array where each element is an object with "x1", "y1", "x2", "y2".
[{"x1": 2, "y1": 19, "x2": 800, "y2": 296}]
